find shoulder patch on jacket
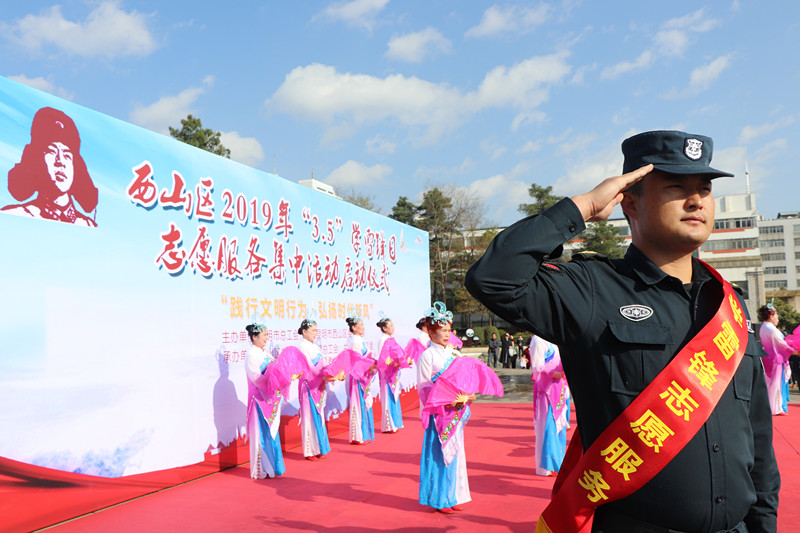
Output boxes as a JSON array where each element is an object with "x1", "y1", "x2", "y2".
[{"x1": 570, "y1": 251, "x2": 617, "y2": 269}]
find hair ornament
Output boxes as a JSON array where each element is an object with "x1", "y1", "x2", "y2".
[{"x1": 425, "y1": 301, "x2": 453, "y2": 326}]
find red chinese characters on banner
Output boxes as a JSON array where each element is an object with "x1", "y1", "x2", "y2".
[
  {"x1": 159, "y1": 171, "x2": 192, "y2": 214},
  {"x1": 269, "y1": 240, "x2": 286, "y2": 284},
  {"x1": 244, "y1": 235, "x2": 267, "y2": 278},
  {"x1": 186, "y1": 225, "x2": 214, "y2": 277},
  {"x1": 195, "y1": 178, "x2": 215, "y2": 221},
  {"x1": 128, "y1": 161, "x2": 159, "y2": 208},
  {"x1": 155, "y1": 222, "x2": 186, "y2": 274},
  {"x1": 217, "y1": 235, "x2": 241, "y2": 280},
  {"x1": 275, "y1": 199, "x2": 293, "y2": 241},
  {"x1": 351, "y1": 222, "x2": 361, "y2": 256},
  {"x1": 130, "y1": 161, "x2": 400, "y2": 289}
]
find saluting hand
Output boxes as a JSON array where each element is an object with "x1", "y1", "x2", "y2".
[{"x1": 571, "y1": 164, "x2": 653, "y2": 222}]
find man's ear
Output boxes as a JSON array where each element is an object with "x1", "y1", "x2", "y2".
[{"x1": 621, "y1": 192, "x2": 638, "y2": 222}]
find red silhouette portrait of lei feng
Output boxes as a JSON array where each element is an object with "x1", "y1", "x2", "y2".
[{"x1": 2, "y1": 107, "x2": 98, "y2": 227}]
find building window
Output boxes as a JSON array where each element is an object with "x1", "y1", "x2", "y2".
[
  {"x1": 762, "y1": 253, "x2": 786, "y2": 261},
  {"x1": 759, "y1": 239, "x2": 785, "y2": 248},
  {"x1": 715, "y1": 217, "x2": 756, "y2": 230},
  {"x1": 794, "y1": 224, "x2": 800, "y2": 234},
  {"x1": 701, "y1": 238, "x2": 758, "y2": 251},
  {"x1": 765, "y1": 266, "x2": 787, "y2": 275},
  {"x1": 796, "y1": 265, "x2": 800, "y2": 273},
  {"x1": 795, "y1": 238, "x2": 800, "y2": 247},
  {"x1": 759, "y1": 225, "x2": 784, "y2": 234},
  {"x1": 765, "y1": 280, "x2": 787, "y2": 289},
  {"x1": 796, "y1": 251, "x2": 800, "y2": 260}
]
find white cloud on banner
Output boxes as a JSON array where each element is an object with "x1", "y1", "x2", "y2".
[
  {"x1": 314, "y1": 0, "x2": 389, "y2": 32},
  {"x1": 465, "y1": 4, "x2": 551, "y2": 38},
  {"x1": 324, "y1": 160, "x2": 392, "y2": 188},
  {"x1": 6, "y1": 2, "x2": 158, "y2": 58},
  {"x1": 266, "y1": 53, "x2": 571, "y2": 143},
  {"x1": 220, "y1": 131, "x2": 265, "y2": 167},
  {"x1": 8, "y1": 74, "x2": 73, "y2": 100},
  {"x1": 385, "y1": 27, "x2": 451, "y2": 63},
  {"x1": 130, "y1": 76, "x2": 215, "y2": 134}
]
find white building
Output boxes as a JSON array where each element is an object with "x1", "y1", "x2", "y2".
[
  {"x1": 298, "y1": 178, "x2": 341, "y2": 199},
  {"x1": 758, "y1": 211, "x2": 800, "y2": 292}
]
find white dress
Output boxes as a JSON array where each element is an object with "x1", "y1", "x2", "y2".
[
  {"x1": 377, "y1": 333, "x2": 404, "y2": 433},
  {"x1": 244, "y1": 345, "x2": 284, "y2": 479},
  {"x1": 417, "y1": 342, "x2": 470, "y2": 508},
  {"x1": 298, "y1": 339, "x2": 330, "y2": 457},
  {"x1": 347, "y1": 334, "x2": 376, "y2": 443}
]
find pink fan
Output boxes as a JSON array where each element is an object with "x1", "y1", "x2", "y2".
[
  {"x1": 325, "y1": 349, "x2": 375, "y2": 386},
  {"x1": 420, "y1": 357, "x2": 503, "y2": 418},
  {"x1": 449, "y1": 332, "x2": 463, "y2": 349},
  {"x1": 377, "y1": 337, "x2": 411, "y2": 385},
  {"x1": 261, "y1": 346, "x2": 314, "y2": 398},
  {"x1": 786, "y1": 325, "x2": 800, "y2": 352},
  {"x1": 404, "y1": 338, "x2": 427, "y2": 364}
]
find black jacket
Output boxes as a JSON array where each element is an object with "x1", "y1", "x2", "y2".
[{"x1": 465, "y1": 198, "x2": 779, "y2": 533}]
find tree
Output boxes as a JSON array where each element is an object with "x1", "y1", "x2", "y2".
[
  {"x1": 518, "y1": 183, "x2": 562, "y2": 216},
  {"x1": 772, "y1": 297, "x2": 800, "y2": 333},
  {"x1": 169, "y1": 115, "x2": 231, "y2": 158},
  {"x1": 574, "y1": 220, "x2": 627, "y2": 258},
  {"x1": 342, "y1": 189, "x2": 382, "y2": 214},
  {"x1": 452, "y1": 228, "x2": 498, "y2": 327},
  {"x1": 389, "y1": 196, "x2": 417, "y2": 226},
  {"x1": 416, "y1": 185, "x2": 486, "y2": 307}
]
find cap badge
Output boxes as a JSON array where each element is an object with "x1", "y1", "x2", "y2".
[
  {"x1": 684, "y1": 138, "x2": 703, "y2": 160},
  {"x1": 619, "y1": 305, "x2": 653, "y2": 322}
]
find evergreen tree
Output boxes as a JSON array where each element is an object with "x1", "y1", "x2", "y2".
[
  {"x1": 575, "y1": 220, "x2": 627, "y2": 258},
  {"x1": 169, "y1": 115, "x2": 231, "y2": 158},
  {"x1": 518, "y1": 183, "x2": 562, "y2": 216},
  {"x1": 389, "y1": 196, "x2": 418, "y2": 226}
]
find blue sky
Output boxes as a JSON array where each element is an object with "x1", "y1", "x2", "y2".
[{"x1": 2, "y1": 0, "x2": 798, "y2": 227}]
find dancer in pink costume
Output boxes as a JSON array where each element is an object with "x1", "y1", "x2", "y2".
[
  {"x1": 758, "y1": 304, "x2": 798, "y2": 415},
  {"x1": 529, "y1": 335, "x2": 570, "y2": 476},
  {"x1": 244, "y1": 323, "x2": 305, "y2": 478}
]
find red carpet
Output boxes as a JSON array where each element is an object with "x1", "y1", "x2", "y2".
[{"x1": 10, "y1": 403, "x2": 800, "y2": 532}]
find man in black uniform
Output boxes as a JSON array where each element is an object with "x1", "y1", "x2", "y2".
[{"x1": 466, "y1": 130, "x2": 779, "y2": 532}]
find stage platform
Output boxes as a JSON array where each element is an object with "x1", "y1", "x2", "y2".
[{"x1": 27, "y1": 403, "x2": 800, "y2": 533}]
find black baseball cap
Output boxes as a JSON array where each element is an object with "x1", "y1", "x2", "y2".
[{"x1": 622, "y1": 130, "x2": 733, "y2": 178}]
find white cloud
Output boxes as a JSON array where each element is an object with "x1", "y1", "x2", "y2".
[
  {"x1": 687, "y1": 54, "x2": 732, "y2": 92},
  {"x1": 603, "y1": 8, "x2": 722, "y2": 79},
  {"x1": 473, "y1": 53, "x2": 571, "y2": 109},
  {"x1": 465, "y1": 171, "x2": 531, "y2": 221},
  {"x1": 414, "y1": 157, "x2": 476, "y2": 182},
  {"x1": 219, "y1": 131, "x2": 264, "y2": 167},
  {"x1": 480, "y1": 138, "x2": 507, "y2": 160},
  {"x1": 267, "y1": 54, "x2": 571, "y2": 144},
  {"x1": 553, "y1": 142, "x2": 624, "y2": 198},
  {"x1": 465, "y1": 4, "x2": 550, "y2": 38},
  {"x1": 516, "y1": 140, "x2": 542, "y2": 154},
  {"x1": 601, "y1": 50, "x2": 653, "y2": 79},
  {"x1": 556, "y1": 133, "x2": 597, "y2": 156},
  {"x1": 324, "y1": 160, "x2": 392, "y2": 188},
  {"x1": 314, "y1": 0, "x2": 389, "y2": 32},
  {"x1": 385, "y1": 27, "x2": 452, "y2": 63},
  {"x1": 7, "y1": 2, "x2": 157, "y2": 58},
  {"x1": 366, "y1": 135, "x2": 397, "y2": 155},
  {"x1": 130, "y1": 77, "x2": 214, "y2": 134},
  {"x1": 8, "y1": 74, "x2": 73, "y2": 100},
  {"x1": 662, "y1": 54, "x2": 733, "y2": 99}
]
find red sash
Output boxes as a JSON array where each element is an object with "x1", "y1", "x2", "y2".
[{"x1": 536, "y1": 262, "x2": 749, "y2": 533}]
